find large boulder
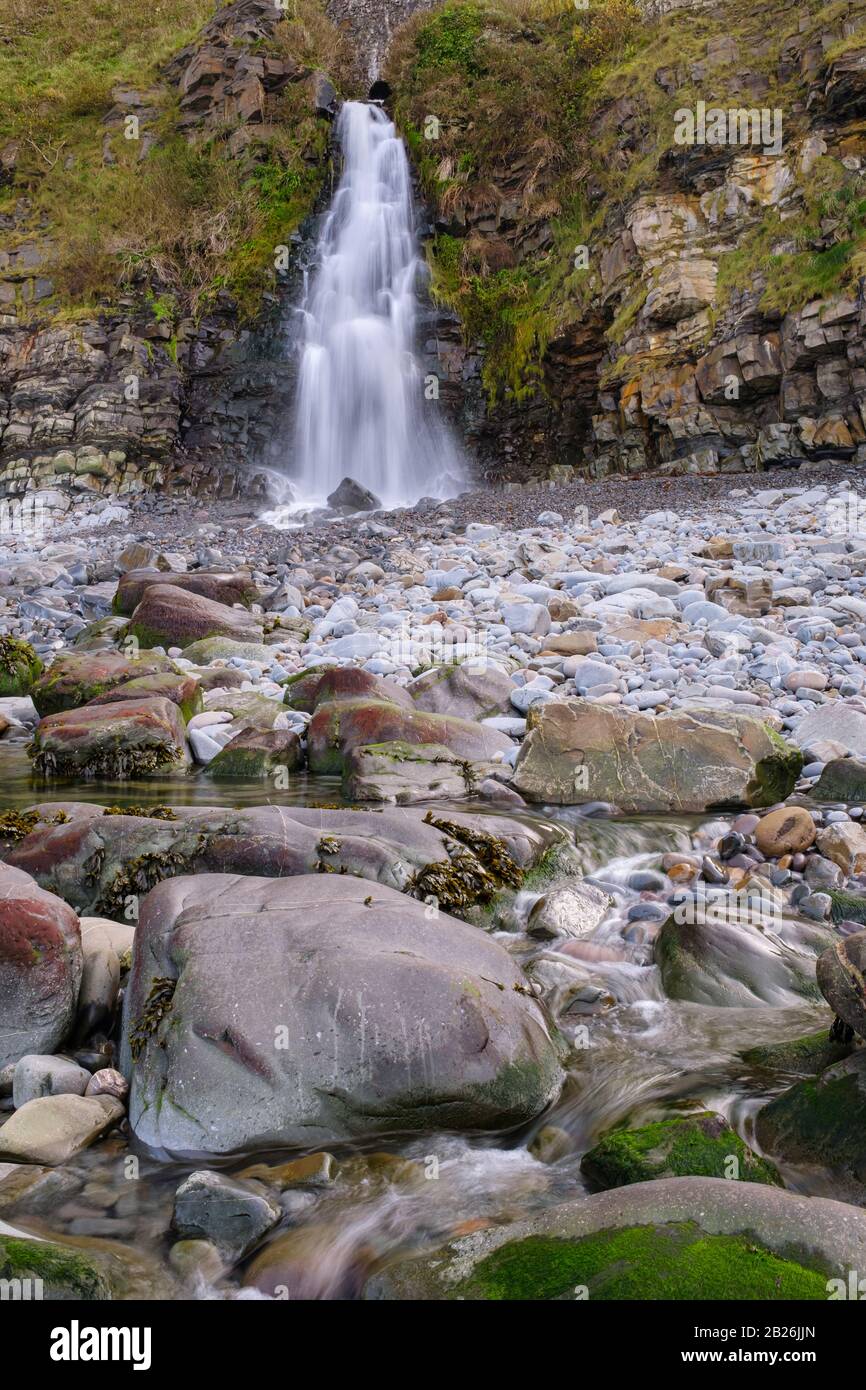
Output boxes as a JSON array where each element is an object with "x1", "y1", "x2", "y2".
[
  {"x1": 120, "y1": 873, "x2": 564, "y2": 1157},
  {"x1": 0, "y1": 863, "x2": 82, "y2": 1069},
  {"x1": 365, "y1": 1178, "x2": 866, "y2": 1299},
  {"x1": 307, "y1": 698, "x2": 512, "y2": 775},
  {"x1": 283, "y1": 667, "x2": 414, "y2": 714},
  {"x1": 129, "y1": 584, "x2": 263, "y2": 650},
  {"x1": 28, "y1": 697, "x2": 189, "y2": 779},
  {"x1": 87, "y1": 670, "x2": 202, "y2": 720},
  {"x1": 408, "y1": 663, "x2": 515, "y2": 720},
  {"x1": 513, "y1": 700, "x2": 802, "y2": 810},
  {"x1": 326, "y1": 476, "x2": 381, "y2": 511},
  {"x1": 114, "y1": 568, "x2": 259, "y2": 617},
  {"x1": 756, "y1": 1049, "x2": 866, "y2": 1185},
  {"x1": 4, "y1": 802, "x2": 565, "y2": 919},
  {"x1": 31, "y1": 649, "x2": 176, "y2": 717}
]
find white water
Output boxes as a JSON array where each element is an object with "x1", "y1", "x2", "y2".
[{"x1": 287, "y1": 100, "x2": 463, "y2": 511}]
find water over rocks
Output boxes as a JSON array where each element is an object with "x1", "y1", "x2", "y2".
[{"x1": 3, "y1": 474, "x2": 866, "y2": 1298}]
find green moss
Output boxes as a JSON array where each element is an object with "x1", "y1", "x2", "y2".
[
  {"x1": 749, "y1": 732, "x2": 803, "y2": 806},
  {"x1": 828, "y1": 889, "x2": 866, "y2": 926},
  {"x1": 0, "y1": 1235, "x2": 111, "y2": 1300},
  {"x1": 741, "y1": 1028, "x2": 852, "y2": 1075},
  {"x1": 457, "y1": 1224, "x2": 829, "y2": 1300},
  {"x1": 756, "y1": 1064, "x2": 866, "y2": 1176},
  {"x1": 581, "y1": 1112, "x2": 782, "y2": 1190},
  {"x1": 0, "y1": 635, "x2": 43, "y2": 696}
]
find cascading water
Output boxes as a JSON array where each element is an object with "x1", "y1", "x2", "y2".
[{"x1": 288, "y1": 100, "x2": 463, "y2": 511}]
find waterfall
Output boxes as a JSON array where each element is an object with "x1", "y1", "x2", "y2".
[{"x1": 288, "y1": 100, "x2": 463, "y2": 511}]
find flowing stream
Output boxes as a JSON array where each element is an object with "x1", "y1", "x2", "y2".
[
  {"x1": 288, "y1": 100, "x2": 462, "y2": 510},
  {"x1": 0, "y1": 745, "x2": 839, "y2": 1298}
]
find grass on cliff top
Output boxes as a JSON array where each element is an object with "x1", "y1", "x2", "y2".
[
  {"x1": 389, "y1": 0, "x2": 866, "y2": 404},
  {"x1": 0, "y1": 0, "x2": 349, "y2": 322}
]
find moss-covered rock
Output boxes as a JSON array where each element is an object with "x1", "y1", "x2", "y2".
[
  {"x1": 208, "y1": 727, "x2": 303, "y2": 779},
  {"x1": 366, "y1": 1177, "x2": 863, "y2": 1300},
  {"x1": 654, "y1": 907, "x2": 830, "y2": 1007},
  {"x1": 28, "y1": 696, "x2": 189, "y2": 780},
  {"x1": 0, "y1": 1234, "x2": 111, "y2": 1299},
  {"x1": 581, "y1": 1111, "x2": 782, "y2": 1190},
  {"x1": 813, "y1": 758, "x2": 866, "y2": 803},
  {"x1": 0, "y1": 635, "x2": 42, "y2": 696},
  {"x1": 756, "y1": 1051, "x2": 866, "y2": 1183},
  {"x1": 31, "y1": 649, "x2": 176, "y2": 717}
]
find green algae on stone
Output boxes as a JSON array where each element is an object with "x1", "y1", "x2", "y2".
[
  {"x1": 741, "y1": 1029, "x2": 853, "y2": 1075},
  {"x1": 455, "y1": 1224, "x2": 829, "y2": 1301},
  {"x1": 828, "y1": 888, "x2": 866, "y2": 926},
  {"x1": 580, "y1": 1112, "x2": 782, "y2": 1191},
  {"x1": 747, "y1": 730, "x2": 804, "y2": 807},
  {"x1": 756, "y1": 1054, "x2": 866, "y2": 1180},
  {"x1": 0, "y1": 635, "x2": 42, "y2": 696},
  {"x1": 0, "y1": 1234, "x2": 111, "y2": 1300}
]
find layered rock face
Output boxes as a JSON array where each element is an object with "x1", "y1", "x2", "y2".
[{"x1": 396, "y1": 0, "x2": 866, "y2": 482}]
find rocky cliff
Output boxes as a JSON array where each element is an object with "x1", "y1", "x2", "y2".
[
  {"x1": 0, "y1": 0, "x2": 352, "y2": 502},
  {"x1": 5, "y1": 0, "x2": 866, "y2": 500},
  {"x1": 392, "y1": 0, "x2": 866, "y2": 481}
]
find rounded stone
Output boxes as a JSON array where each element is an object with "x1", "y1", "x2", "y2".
[{"x1": 755, "y1": 806, "x2": 816, "y2": 858}]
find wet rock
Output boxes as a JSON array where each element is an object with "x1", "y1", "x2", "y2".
[
  {"x1": 581, "y1": 1112, "x2": 781, "y2": 1189},
  {"x1": 114, "y1": 567, "x2": 259, "y2": 616},
  {"x1": 12, "y1": 1054, "x2": 91, "y2": 1108},
  {"x1": 740, "y1": 1029, "x2": 852, "y2": 1076},
  {"x1": 813, "y1": 758, "x2": 866, "y2": 802},
  {"x1": 239, "y1": 1151, "x2": 335, "y2": 1189},
  {"x1": 408, "y1": 662, "x2": 515, "y2": 720},
  {"x1": 121, "y1": 873, "x2": 564, "y2": 1156},
  {"x1": 283, "y1": 665, "x2": 413, "y2": 713},
  {"x1": 754, "y1": 806, "x2": 816, "y2": 857},
  {"x1": 6, "y1": 802, "x2": 560, "y2": 918},
  {"x1": 31, "y1": 649, "x2": 176, "y2": 717},
  {"x1": 28, "y1": 696, "x2": 189, "y2": 779},
  {"x1": 365, "y1": 1178, "x2": 866, "y2": 1299},
  {"x1": 527, "y1": 881, "x2": 611, "y2": 940},
  {"x1": 0, "y1": 1093, "x2": 123, "y2": 1164},
  {"x1": 307, "y1": 698, "x2": 513, "y2": 774},
  {"x1": 0, "y1": 1228, "x2": 174, "y2": 1298},
  {"x1": 756, "y1": 1050, "x2": 866, "y2": 1186},
  {"x1": 513, "y1": 700, "x2": 802, "y2": 811},
  {"x1": 129, "y1": 583, "x2": 263, "y2": 649},
  {"x1": 326, "y1": 477, "x2": 382, "y2": 511},
  {"x1": 0, "y1": 863, "x2": 82, "y2": 1069},
  {"x1": 0, "y1": 1161, "x2": 82, "y2": 1217},
  {"x1": 207, "y1": 727, "x2": 304, "y2": 779},
  {"x1": 817, "y1": 930, "x2": 866, "y2": 1040},
  {"x1": 655, "y1": 905, "x2": 832, "y2": 1006},
  {"x1": 343, "y1": 740, "x2": 494, "y2": 803},
  {"x1": 172, "y1": 1170, "x2": 281, "y2": 1260},
  {"x1": 85, "y1": 1068, "x2": 128, "y2": 1102}
]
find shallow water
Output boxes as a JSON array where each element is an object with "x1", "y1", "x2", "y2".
[{"x1": 1, "y1": 742, "x2": 851, "y2": 1298}]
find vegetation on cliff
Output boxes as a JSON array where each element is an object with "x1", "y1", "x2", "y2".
[
  {"x1": 388, "y1": 0, "x2": 866, "y2": 406},
  {"x1": 0, "y1": 0, "x2": 353, "y2": 323}
]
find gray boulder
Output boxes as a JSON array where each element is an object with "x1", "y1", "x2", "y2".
[{"x1": 121, "y1": 873, "x2": 564, "y2": 1157}]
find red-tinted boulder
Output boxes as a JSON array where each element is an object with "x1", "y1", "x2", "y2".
[
  {"x1": 114, "y1": 569, "x2": 260, "y2": 617},
  {"x1": 28, "y1": 697, "x2": 189, "y2": 779},
  {"x1": 31, "y1": 650, "x2": 176, "y2": 717},
  {"x1": 307, "y1": 698, "x2": 513, "y2": 774},
  {"x1": 0, "y1": 863, "x2": 82, "y2": 1069},
  {"x1": 129, "y1": 585, "x2": 263, "y2": 650}
]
